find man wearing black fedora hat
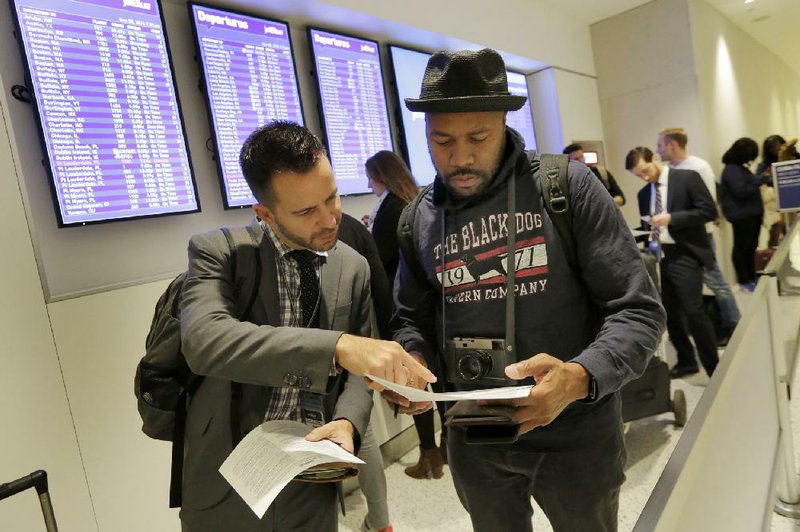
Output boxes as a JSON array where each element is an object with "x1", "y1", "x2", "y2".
[{"x1": 387, "y1": 48, "x2": 666, "y2": 531}]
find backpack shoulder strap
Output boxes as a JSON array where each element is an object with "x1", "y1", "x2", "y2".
[
  {"x1": 529, "y1": 152, "x2": 577, "y2": 270},
  {"x1": 170, "y1": 227, "x2": 263, "y2": 508},
  {"x1": 397, "y1": 183, "x2": 434, "y2": 286}
]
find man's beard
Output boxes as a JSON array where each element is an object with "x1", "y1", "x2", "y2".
[
  {"x1": 441, "y1": 167, "x2": 493, "y2": 198},
  {"x1": 274, "y1": 217, "x2": 340, "y2": 252}
]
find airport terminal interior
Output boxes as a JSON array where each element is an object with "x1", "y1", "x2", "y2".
[{"x1": 1, "y1": 0, "x2": 799, "y2": 531}]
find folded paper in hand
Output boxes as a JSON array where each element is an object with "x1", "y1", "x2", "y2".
[
  {"x1": 367, "y1": 374, "x2": 532, "y2": 402},
  {"x1": 219, "y1": 420, "x2": 364, "y2": 517}
]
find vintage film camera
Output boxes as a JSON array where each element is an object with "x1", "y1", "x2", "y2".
[{"x1": 445, "y1": 337, "x2": 516, "y2": 386}]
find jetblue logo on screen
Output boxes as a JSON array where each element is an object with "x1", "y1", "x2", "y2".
[{"x1": 123, "y1": 0, "x2": 152, "y2": 11}]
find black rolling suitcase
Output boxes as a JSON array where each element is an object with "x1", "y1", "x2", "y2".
[
  {"x1": 621, "y1": 358, "x2": 686, "y2": 426},
  {"x1": 619, "y1": 252, "x2": 687, "y2": 427},
  {"x1": 0, "y1": 470, "x2": 58, "y2": 531}
]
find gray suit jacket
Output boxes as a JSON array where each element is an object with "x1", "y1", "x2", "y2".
[{"x1": 179, "y1": 220, "x2": 373, "y2": 511}]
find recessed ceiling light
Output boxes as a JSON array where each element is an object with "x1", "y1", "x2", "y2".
[{"x1": 744, "y1": 0, "x2": 755, "y2": 4}]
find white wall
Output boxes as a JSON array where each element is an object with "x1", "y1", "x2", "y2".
[
  {"x1": 554, "y1": 69, "x2": 606, "y2": 149},
  {"x1": 528, "y1": 68, "x2": 563, "y2": 154},
  {"x1": 0, "y1": 1, "x2": 607, "y2": 531},
  {"x1": 591, "y1": 0, "x2": 703, "y2": 228},
  {"x1": 0, "y1": 96, "x2": 97, "y2": 531},
  {"x1": 528, "y1": 67, "x2": 606, "y2": 155},
  {"x1": 688, "y1": 0, "x2": 800, "y2": 167}
]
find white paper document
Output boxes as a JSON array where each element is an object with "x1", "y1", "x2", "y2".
[
  {"x1": 367, "y1": 374, "x2": 533, "y2": 401},
  {"x1": 219, "y1": 420, "x2": 364, "y2": 518}
]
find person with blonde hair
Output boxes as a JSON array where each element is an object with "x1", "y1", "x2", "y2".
[
  {"x1": 757, "y1": 135, "x2": 797, "y2": 248},
  {"x1": 657, "y1": 127, "x2": 740, "y2": 346}
]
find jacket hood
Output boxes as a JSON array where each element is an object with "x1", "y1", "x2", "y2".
[{"x1": 433, "y1": 127, "x2": 529, "y2": 209}]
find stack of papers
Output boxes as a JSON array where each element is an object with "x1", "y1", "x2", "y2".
[{"x1": 219, "y1": 420, "x2": 364, "y2": 517}]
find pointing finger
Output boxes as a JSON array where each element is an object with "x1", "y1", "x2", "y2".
[{"x1": 403, "y1": 352, "x2": 437, "y2": 383}]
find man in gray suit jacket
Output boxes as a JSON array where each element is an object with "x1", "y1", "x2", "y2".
[{"x1": 179, "y1": 121, "x2": 434, "y2": 531}]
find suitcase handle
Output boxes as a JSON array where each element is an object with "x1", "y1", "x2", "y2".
[
  {"x1": 0, "y1": 470, "x2": 58, "y2": 532},
  {"x1": 0, "y1": 470, "x2": 48, "y2": 500}
]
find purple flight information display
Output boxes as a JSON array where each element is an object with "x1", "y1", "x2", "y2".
[
  {"x1": 11, "y1": 0, "x2": 198, "y2": 226},
  {"x1": 190, "y1": 4, "x2": 303, "y2": 208},
  {"x1": 388, "y1": 45, "x2": 435, "y2": 186},
  {"x1": 506, "y1": 71, "x2": 537, "y2": 151},
  {"x1": 309, "y1": 28, "x2": 393, "y2": 196}
]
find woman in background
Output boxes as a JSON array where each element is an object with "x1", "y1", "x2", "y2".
[
  {"x1": 363, "y1": 151, "x2": 448, "y2": 480},
  {"x1": 363, "y1": 151, "x2": 419, "y2": 283},
  {"x1": 756, "y1": 135, "x2": 786, "y2": 247},
  {"x1": 719, "y1": 138, "x2": 764, "y2": 292}
]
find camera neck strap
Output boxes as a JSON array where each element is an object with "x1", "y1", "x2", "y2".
[
  {"x1": 440, "y1": 173, "x2": 516, "y2": 357},
  {"x1": 505, "y1": 172, "x2": 516, "y2": 355}
]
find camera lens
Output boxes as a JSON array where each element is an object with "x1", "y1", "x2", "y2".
[{"x1": 457, "y1": 350, "x2": 493, "y2": 381}]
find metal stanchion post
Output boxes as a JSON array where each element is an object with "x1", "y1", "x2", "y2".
[{"x1": 767, "y1": 275, "x2": 800, "y2": 519}]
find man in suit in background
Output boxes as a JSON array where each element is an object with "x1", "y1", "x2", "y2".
[
  {"x1": 657, "y1": 128, "x2": 740, "y2": 346},
  {"x1": 626, "y1": 146, "x2": 719, "y2": 379},
  {"x1": 179, "y1": 121, "x2": 434, "y2": 531}
]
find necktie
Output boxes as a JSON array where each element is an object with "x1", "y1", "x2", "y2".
[
  {"x1": 289, "y1": 250, "x2": 320, "y2": 328},
  {"x1": 651, "y1": 183, "x2": 662, "y2": 242}
]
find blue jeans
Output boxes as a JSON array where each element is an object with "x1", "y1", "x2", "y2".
[{"x1": 704, "y1": 234, "x2": 740, "y2": 328}]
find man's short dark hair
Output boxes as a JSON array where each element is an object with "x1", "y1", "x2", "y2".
[
  {"x1": 625, "y1": 146, "x2": 654, "y2": 170},
  {"x1": 563, "y1": 143, "x2": 583, "y2": 155},
  {"x1": 239, "y1": 121, "x2": 327, "y2": 205}
]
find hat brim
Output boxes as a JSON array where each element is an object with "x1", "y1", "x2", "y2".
[{"x1": 404, "y1": 94, "x2": 526, "y2": 113}]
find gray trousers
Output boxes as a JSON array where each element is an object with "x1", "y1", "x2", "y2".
[
  {"x1": 181, "y1": 425, "x2": 386, "y2": 532},
  {"x1": 448, "y1": 425, "x2": 626, "y2": 532},
  {"x1": 357, "y1": 424, "x2": 390, "y2": 529},
  {"x1": 180, "y1": 478, "x2": 336, "y2": 532}
]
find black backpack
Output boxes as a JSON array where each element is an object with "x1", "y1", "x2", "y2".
[
  {"x1": 397, "y1": 152, "x2": 575, "y2": 286},
  {"x1": 134, "y1": 226, "x2": 261, "y2": 507}
]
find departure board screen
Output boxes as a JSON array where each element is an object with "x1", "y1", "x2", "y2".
[
  {"x1": 10, "y1": 0, "x2": 199, "y2": 226},
  {"x1": 506, "y1": 71, "x2": 537, "y2": 151},
  {"x1": 388, "y1": 45, "x2": 435, "y2": 186},
  {"x1": 308, "y1": 28, "x2": 393, "y2": 196},
  {"x1": 190, "y1": 4, "x2": 304, "y2": 208},
  {"x1": 389, "y1": 46, "x2": 538, "y2": 187}
]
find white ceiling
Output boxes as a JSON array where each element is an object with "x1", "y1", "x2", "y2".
[{"x1": 553, "y1": 0, "x2": 799, "y2": 76}]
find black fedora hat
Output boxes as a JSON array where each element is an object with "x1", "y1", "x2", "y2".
[{"x1": 405, "y1": 48, "x2": 526, "y2": 113}]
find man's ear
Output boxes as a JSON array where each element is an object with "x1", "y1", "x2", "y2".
[{"x1": 253, "y1": 203, "x2": 274, "y2": 225}]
